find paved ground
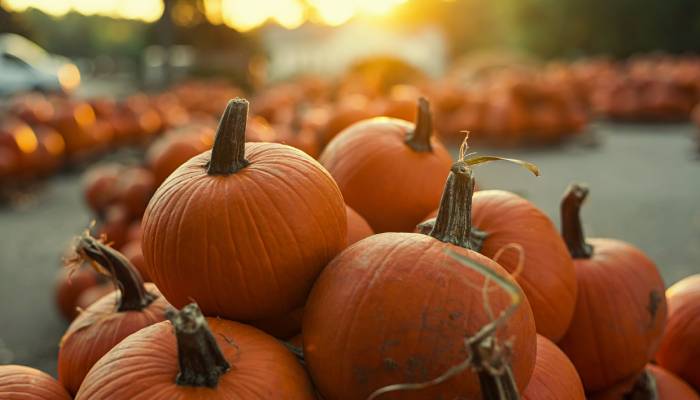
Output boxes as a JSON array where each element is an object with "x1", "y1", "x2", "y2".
[{"x1": 0, "y1": 122, "x2": 698, "y2": 376}]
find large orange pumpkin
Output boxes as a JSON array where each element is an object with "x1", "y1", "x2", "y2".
[
  {"x1": 303, "y1": 161, "x2": 537, "y2": 400},
  {"x1": 418, "y1": 188, "x2": 577, "y2": 341},
  {"x1": 655, "y1": 274, "x2": 700, "y2": 391},
  {"x1": 142, "y1": 98, "x2": 346, "y2": 321},
  {"x1": 145, "y1": 122, "x2": 215, "y2": 185},
  {"x1": 58, "y1": 236, "x2": 171, "y2": 395},
  {"x1": 320, "y1": 98, "x2": 452, "y2": 233},
  {"x1": 522, "y1": 335, "x2": 585, "y2": 400},
  {"x1": 0, "y1": 365, "x2": 71, "y2": 400},
  {"x1": 557, "y1": 184, "x2": 667, "y2": 392},
  {"x1": 75, "y1": 303, "x2": 315, "y2": 399}
]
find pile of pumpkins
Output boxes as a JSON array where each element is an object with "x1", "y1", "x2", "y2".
[
  {"x1": 570, "y1": 55, "x2": 700, "y2": 122},
  {"x1": 428, "y1": 69, "x2": 590, "y2": 147},
  {"x1": 3, "y1": 97, "x2": 698, "y2": 399},
  {"x1": 0, "y1": 81, "x2": 241, "y2": 190}
]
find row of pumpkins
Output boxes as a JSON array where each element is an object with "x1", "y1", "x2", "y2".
[{"x1": 2, "y1": 97, "x2": 697, "y2": 399}]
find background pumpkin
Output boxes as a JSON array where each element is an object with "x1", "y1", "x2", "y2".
[
  {"x1": 522, "y1": 335, "x2": 585, "y2": 400},
  {"x1": 142, "y1": 98, "x2": 346, "y2": 321},
  {"x1": 303, "y1": 161, "x2": 537, "y2": 400},
  {"x1": 58, "y1": 236, "x2": 171, "y2": 395},
  {"x1": 0, "y1": 365, "x2": 71, "y2": 400},
  {"x1": 655, "y1": 274, "x2": 700, "y2": 392},
  {"x1": 589, "y1": 364, "x2": 700, "y2": 400},
  {"x1": 75, "y1": 303, "x2": 316, "y2": 399},
  {"x1": 320, "y1": 98, "x2": 453, "y2": 233},
  {"x1": 54, "y1": 263, "x2": 105, "y2": 321},
  {"x1": 557, "y1": 184, "x2": 667, "y2": 392},
  {"x1": 345, "y1": 204, "x2": 374, "y2": 246}
]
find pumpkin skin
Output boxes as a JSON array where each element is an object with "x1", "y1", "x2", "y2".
[
  {"x1": 54, "y1": 264, "x2": 104, "y2": 321},
  {"x1": 142, "y1": 99, "x2": 346, "y2": 321},
  {"x1": 655, "y1": 274, "x2": 700, "y2": 391},
  {"x1": 75, "y1": 283, "x2": 114, "y2": 310},
  {"x1": 75, "y1": 310, "x2": 316, "y2": 399},
  {"x1": 58, "y1": 237, "x2": 171, "y2": 395},
  {"x1": 146, "y1": 123, "x2": 215, "y2": 185},
  {"x1": 82, "y1": 163, "x2": 122, "y2": 216},
  {"x1": 588, "y1": 364, "x2": 700, "y2": 400},
  {"x1": 112, "y1": 167, "x2": 156, "y2": 220},
  {"x1": 557, "y1": 184, "x2": 667, "y2": 393},
  {"x1": 121, "y1": 240, "x2": 148, "y2": 280},
  {"x1": 420, "y1": 190, "x2": 577, "y2": 342},
  {"x1": 246, "y1": 307, "x2": 304, "y2": 339},
  {"x1": 346, "y1": 205, "x2": 374, "y2": 246},
  {"x1": 522, "y1": 335, "x2": 585, "y2": 400},
  {"x1": 303, "y1": 233, "x2": 537, "y2": 400},
  {"x1": 320, "y1": 99, "x2": 452, "y2": 233},
  {"x1": 0, "y1": 365, "x2": 71, "y2": 400}
]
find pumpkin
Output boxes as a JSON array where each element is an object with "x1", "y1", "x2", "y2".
[
  {"x1": 75, "y1": 283, "x2": 114, "y2": 310},
  {"x1": 75, "y1": 303, "x2": 316, "y2": 399},
  {"x1": 557, "y1": 184, "x2": 667, "y2": 392},
  {"x1": 418, "y1": 189, "x2": 576, "y2": 342},
  {"x1": 246, "y1": 307, "x2": 304, "y2": 340},
  {"x1": 142, "y1": 98, "x2": 346, "y2": 321},
  {"x1": 589, "y1": 364, "x2": 700, "y2": 400},
  {"x1": 346, "y1": 204, "x2": 374, "y2": 246},
  {"x1": 58, "y1": 235, "x2": 171, "y2": 395},
  {"x1": 54, "y1": 263, "x2": 105, "y2": 321},
  {"x1": 655, "y1": 274, "x2": 700, "y2": 391},
  {"x1": 98, "y1": 205, "x2": 131, "y2": 249},
  {"x1": 82, "y1": 163, "x2": 122, "y2": 216},
  {"x1": 145, "y1": 122, "x2": 215, "y2": 185},
  {"x1": 113, "y1": 167, "x2": 156, "y2": 220},
  {"x1": 0, "y1": 365, "x2": 71, "y2": 400},
  {"x1": 319, "y1": 94, "x2": 376, "y2": 145},
  {"x1": 522, "y1": 335, "x2": 585, "y2": 400},
  {"x1": 320, "y1": 98, "x2": 452, "y2": 233},
  {"x1": 120, "y1": 240, "x2": 147, "y2": 280},
  {"x1": 302, "y1": 160, "x2": 537, "y2": 400}
]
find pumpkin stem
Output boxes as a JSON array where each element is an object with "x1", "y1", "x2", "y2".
[
  {"x1": 75, "y1": 235, "x2": 155, "y2": 312},
  {"x1": 470, "y1": 337, "x2": 521, "y2": 400},
  {"x1": 167, "y1": 303, "x2": 231, "y2": 388},
  {"x1": 560, "y1": 183, "x2": 593, "y2": 259},
  {"x1": 428, "y1": 161, "x2": 477, "y2": 249},
  {"x1": 207, "y1": 98, "x2": 250, "y2": 175},
  {"x1": 622, "y1": 370, "x2": 659, "y2": 400},
  {"x1": 405, "y1": 97, "x2": 433, "y2": 152}
]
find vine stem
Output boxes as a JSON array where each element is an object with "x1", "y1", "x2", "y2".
[
  {"x1": 75, "y1": 235, "x2": 154, "y2": 312},
  {"x1": 405, "y1": 97, "x2": 433, "y2": 152},
  {"x1": 560, "y1": 183, "x2": 593, "y2": 258}
]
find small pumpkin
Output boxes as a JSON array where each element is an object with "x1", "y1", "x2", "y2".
[
  {"x1": 112, "y1": 167, "x2": 156, "y2": 220},
  {"x1": 75, "y1": 303, "x2": 316, "y2": 399},
  {"x1": 655, "y1": 274, "x2": 700, "y2": 392},
  {"x1": 58, "y1": 235, "x2": 171, "y2": 395},
  {"x1": 145, "y1": 122, "x2": 215, "y2": 185},
  {"x1": 557, "y1": 184, "x2": 667, "y2": 392},
  {"x1": 303, "y1": 160, "x2": 537, "y2": 400},
  {"x1": 346, "y1": 204, "x2": 374, "y2": 246},
  {"x1": 522, "y1": 335, "x2": 585, "y2": 400},
  {"x1": 98, "y1": 205, "x2": 131, "y2": 249},
  {"x1": 54, "y1": 263, "x2": 105, "y2": 321},
  {"x1": 142, "y1": 98, "x2": 346, "y2": 321},
  {"x1": 120, "y1": 240, "x2": 147, "y2": 280},
  {"x1": 320, "y1": 98, "x2": 453, "y2": 233},
  {"x1": 0, "y1": 365, "x2": 71, "y2": 400},
  {"x1": 82, "y1": 163, "x2": 122, "y2": 216}
]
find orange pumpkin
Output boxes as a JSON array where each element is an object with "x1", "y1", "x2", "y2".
[
  {"x1": 557, "y1": 184, "x2": 667, "y2": 392},
  {"x1": 145, "y1": 122, "x2": 215, "y2": 185},
  {"x1": 303, "y1": 161, "x2": 537, "y2": 400},
  {"x1": 98, "y1": 205, "x2": 131, "y2": 249},
  {"x1": 112, "y1": 167, "x2": 156, "y2": 220},
  {"x1": 320, "y1": 98, "x2": 452, "y2": 233},
  {"x1": 142, "y1": 99, "x2": 346, "y2": 321},
  {"x1": 246, "y1": 307, "x2": 304, "y2": 340},
  {"x1": 0, "y1": 365, "x2": 71, "y2": 400},
  {"x1": 522, "y1": 335, "x2": 585, "y2": 400},
  {"x1": 82, "y1": 163, "x2": 122, "y2": 216},
  {"x1": 650, "y1": 364, "x2": 700, "y2": 400},
  {"x1": 58, "y1": 236, "x2": 171, "y2": 395},
  {"x1": 54, "y1": 264, "x2": 105, "y2": 321},
  {"x1": 319, "y1": 94, "x2": 375, "y2": 145},
  {"x1": 120, "y1": 240, "x2": 147, "y2": 280},
  {"x1": 655, "y1": 274, "x2": 700, "y2": 391},
  {"x1": 419, "y1": 188, "x2": 577, "y2": 342},
  {"x1": 75, "y1": 303, "x2": 315, "y2": 399},
  {"x1": 346, "y1": 204, "x2": 374, "y2": 246}
]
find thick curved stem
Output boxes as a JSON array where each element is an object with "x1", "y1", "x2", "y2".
[
  {"x1": 470, "y1": 337, "x2": 521, "y2": 400},
  {"x1": 428, "y1": 161, "x2": 476, "y2": 249},
  {"x1": 405, "y1": 97, "x2": 433, "y2": 152},
  {"x1": 207, "y1": 98, "x2": 250, "y2": 175},
  {"x1": 623, "y1": 370, "x2": 658, "y2": 400},
  {"x1": 167, "y1": 303, "x2": 230, "y2": 388},
  {"x1": 76, "y1": 235, "x2": 154, "y2": 312},
  {"x1": 560, "y1": 183, "x2": 593, "y2": 258}
]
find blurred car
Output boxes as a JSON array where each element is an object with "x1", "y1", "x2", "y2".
[{"x1": 0, "y1": 33, "x2": 80, "y2": 96}]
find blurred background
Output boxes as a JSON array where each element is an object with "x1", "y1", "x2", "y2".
[{"x1": 1, "y1": 0, "x2": 699, "y2": 374}]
